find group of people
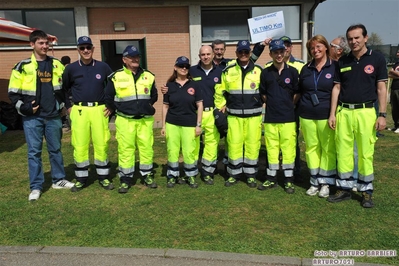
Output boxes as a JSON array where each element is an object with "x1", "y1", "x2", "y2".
[{"x1": 8, "y1": 23, "x2": 389, "y2": 209}]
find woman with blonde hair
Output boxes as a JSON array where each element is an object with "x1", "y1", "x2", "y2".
[{"x1": 298, "y1": 35, "x2": 338, "y2": 198}]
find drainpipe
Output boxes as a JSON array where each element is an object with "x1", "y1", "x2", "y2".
[
  {"x1": 302, "y1": 0, "x2": 327, "y2": 62},
  {"x1": 308, "y1": 0, "x2": 327, "y2": 40}
]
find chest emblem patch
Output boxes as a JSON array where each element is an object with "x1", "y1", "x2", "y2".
[
  {"x1": 214, "y1": 77, "x2": 219, "y2": 83},
  {"x1": 364, "y1": 65, "x2": 374, "y2": 74},
  {"x1": 96, "y1": 74, "x2": 101, "y2": 79},
  {"x1": 187, "y1": 87, "x2": 195, "y2": 95},
  {"x1": 284, "y1": 78, "x2": 291, "y2": 84},
  {"x1": 250, "y1": 82, "x2": 256, "y2": 89},
  {"x1": 325, "y1": 73, "x2": 332, "y2": 79},
  {"x1": 144, "y1": 88, "x2": 149, "y2": 94}
]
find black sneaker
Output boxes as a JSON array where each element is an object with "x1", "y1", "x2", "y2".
[
  {"x1": 257, "y1": 180, "x2": 278, "y2": 191},
  {"x1": 327, "y1": 190, "x2": 351, "y2": 203},
  {"x1": 284, "y1": 182, "x2": 295, "y2": 194},
  {"x1": 144, "y1": 173, "x2": 158, "y2": 188},
  {"x1": 187, "y1": 176, "x2": 198, "y2": 188},
  {"x1": 99, "y1": 179, "x2": 114, "y2": 190},
  {"x1": 71, "y1": 181, "x2": 85, "y2": 192},
  {"x1": 167, "y1": 177, "x2": 176, "y2": 188},
  {"x1": 177, "y1": 177, "x2": 187, "y2": 185},
  {"x1": 203, "y1": 175, "x2": 214, "y2": 185},
  {"x1": 224, "y1": 177, "x2": 237, "y2": 187},
  {"x1": 118, "y1": 183, "x2": 130, "y2": 194},
  {"x1": 361, "y1": 192, "x2": 374, "y2": 208},
  {"x1": 247, "y1": 177, "x2": 257, "y2": 188}
]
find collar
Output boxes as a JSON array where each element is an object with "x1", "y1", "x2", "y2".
[
  {"x1": 307, "y1": 58, "x2": 333, "y2": 69},
  {"x1": 78, "y1": 59, "x2": 95, "y2": 66},
  {"x1": 348, "y1": 47, "x2": 372, "y2": 59}
]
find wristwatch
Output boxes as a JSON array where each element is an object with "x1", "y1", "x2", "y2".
[
  {"x1": 378, "y1": 112, "x2": 387, "y2": 118},
  {"x1": 197, "y1": 123, "x2": 202, "y2": 127}
]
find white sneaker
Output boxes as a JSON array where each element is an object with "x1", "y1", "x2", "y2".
[
  {"x1": 52, "y1": 179, "x2": 75, "y2": 189},
  {"x1": 319, "y1": 185, "x2": 329, "y2": 198},
  {"x1": 29, "y1": 189, "x2": 41, "y2": 201},
  {"x1": 352, "y1": 185, "x2": 358, "y2": 192},
  {"x1": 394, "y1": 128, "x2": 399, "y2": 134},
  {"x1": 306, "y1": 186, "x2": 319, "y2": 196}
]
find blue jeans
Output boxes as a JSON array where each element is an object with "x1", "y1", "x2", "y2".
[{"x1": 23, "y1": 116, "x2": 66, "y2": 190}]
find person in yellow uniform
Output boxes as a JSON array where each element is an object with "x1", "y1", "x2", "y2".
[
  {"x1": 214, "y1": 40, "x2": 263, "y2": 188},
  {"x1": 105, "y1": 45, "x2": 158, "y2": 193}
]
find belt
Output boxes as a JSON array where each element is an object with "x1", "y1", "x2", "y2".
[
  {"x1": 74, "y1": 101, "x2": 105, "y2": 107},
  {"x1": 339, "y1": 102, "x2": 374, "y2": 109},
  {"x1": 204, "y1": 107, "x2": 214, "y2": 112}
]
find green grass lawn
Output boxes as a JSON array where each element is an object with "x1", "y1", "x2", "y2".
[{"x1": 0, "y1": 120, "x2": 398, "y2": 265}]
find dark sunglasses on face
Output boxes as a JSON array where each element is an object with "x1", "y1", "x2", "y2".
[
  {"x1": 177, "y1": 64, "x2": 190, "y2": 69},
  {"x1": 79, "y1": 45, "x2": 93, "y2": 51},
  {"x1": 238, "y1": 50, "x2": 250, "y2": 55}
]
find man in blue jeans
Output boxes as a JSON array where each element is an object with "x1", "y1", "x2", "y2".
[{"x1": 8, "y1": 30, "x2": 74, "y2": 201}]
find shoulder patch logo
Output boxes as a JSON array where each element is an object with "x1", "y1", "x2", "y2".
[
  {"x1": 96, "y1": 74, "x2": 101, "y2": 79},
  {"x1": 187, "y1": 87, "x2": 195, "y2": 95},
  {"x1": 364, "y1": 65, "x2": 374, "y2": 74}
]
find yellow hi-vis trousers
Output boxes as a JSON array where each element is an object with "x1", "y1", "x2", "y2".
[
  {"x1": 166, "y1": 123, "x2": 199, "y2": 178},
  {"x1": 115, "y1": 115, "x2": 154, "y2": 184},
  {"x1": 226, "y1": 115, "x2": 262, "y2": 178},
  {"x1": 70, "y1": 104, "x2": 110, "y2": 182},
  {"x1": 335, "y1": 106, "x2": 376, "y2": 191},
  {"x1": 300, "y1": 117, "x2": 336, "y2": 186},
  {"x1": 264, "y1": 122, "x2": 296, "y2": 183}
]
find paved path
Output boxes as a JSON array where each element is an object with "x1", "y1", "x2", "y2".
[{"x1": 0, "y1": 246, "x2": 388, "y2": 266}]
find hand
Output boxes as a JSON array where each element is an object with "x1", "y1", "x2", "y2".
[
  {"x1": 32, "y1": 100, "x2": 39, "y2": 114},
  {"x1": 220, "y1": 106, "x2": 226, "y2": 113},
  {"x1": 328, "y1": 115, "x2": 336, "y2": 130},
  {"x1": 161, "y1": 127, "x2": 166, "y2": 136},
  {"x1": 261, "y1": 38, "x2": 272, "y2": 46},
  {"x1": 195, "y1": 126, "x2": 202, "y2": 137},
  {"x1": 161, "y1": 84, "x2": 168, "y2": 94},
  {"x1": 103, "y1": 107, "x2": 112, "y2": 118},
  {"x1": 375, "y1": 117, "x2": 386, "y2": 131},
  {"x1": 67, "y1": 107, "x2": 72, "y2": 114}
]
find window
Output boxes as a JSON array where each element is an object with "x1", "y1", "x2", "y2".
[
  {"x1": 201, "y1": 6, "x2": 301, "y2": 42},
  {"x1": 0, "y1": 9, "x2": 76, "y2": 45}
]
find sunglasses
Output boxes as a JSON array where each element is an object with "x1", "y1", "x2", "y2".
[
  {"x1": 238, "y1": 50, "x2": 250, "y2": 55},
  {"x1": 79, "y1": 45, "x2": 93, "y2": 51},
  {"x1": 177, "y1": 64, "x2": 190, "y2": 69},
  {"x1": 330, "y1": 43, "x2": 341, "y2": 49}
]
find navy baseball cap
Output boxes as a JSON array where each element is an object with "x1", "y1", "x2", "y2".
[
  {"x1": 175, "y1": 56, "x2": 190, "y2": 66},
  {"x1": 280, "y1": 36, "x2": 292, "y2": 44},
  {"x1": 122, "y1": 45, "x2": 140, "y2": 57},
  {"x1": 77, "y1": 36, "x2": 92, "y2": 46},
  {"x1": 236, "y1": 40, "x2": 251, "y2": 52},
  {"x1": 269, "y1": 39, "x2": 286, "y2": 51}
]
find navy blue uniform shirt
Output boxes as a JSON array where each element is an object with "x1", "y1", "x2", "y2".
[
  {"x1": 260, "y1": 63, "x2": 299, "y2": 123},
  {"x1": 189, "y1": 62, "x2": 222, "y2": 108},
  {"x1": 334, "y1": 48, "x2": 388, "y2": 103},
  {"x1": 63, "y1": 59, "x2": 112, "y2": 108},
  {"x1": 298, "y1": 59, "x2": 337, "y2": 120},
  {"x1": 163, "y1": 79, "x2": 203, "y2": 127}
]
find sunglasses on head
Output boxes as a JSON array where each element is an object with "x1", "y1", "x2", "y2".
[
  {"x1": 238, "y1": 50, "x2": 250, "y2": 55},
  {"x1": 79, "y1": 45, "x2": 93, "y2": 51},
  {"x1": 177, "y1": 64, "x2": 190, "y2": 69}
]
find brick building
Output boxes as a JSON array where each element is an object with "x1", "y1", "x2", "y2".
[{"x1": 0, "y1": 0, "x2": 325, "y2": 127}]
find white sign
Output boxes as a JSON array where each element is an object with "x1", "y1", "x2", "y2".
[{"x1": 247, "y1": 11, "x2": 285, "y2": 43}]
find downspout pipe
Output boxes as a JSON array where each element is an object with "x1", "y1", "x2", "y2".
[{"x1": 308, "y1": 0, "x2": 327, "y2": 40}]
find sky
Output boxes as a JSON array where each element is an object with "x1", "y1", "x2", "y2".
[{"x1": 314, "y1": 0, "x2": 399, "y2": 45}]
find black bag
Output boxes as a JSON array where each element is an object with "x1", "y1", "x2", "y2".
[
  {"x1": 213, "y1": 108, "x2": 228, "y2": 138},
  {"x1": 0, "y1": 101, "x2": 21, "y2": 130}
]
